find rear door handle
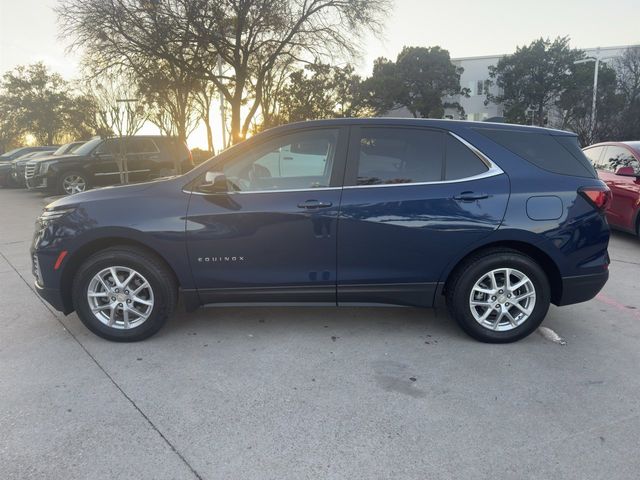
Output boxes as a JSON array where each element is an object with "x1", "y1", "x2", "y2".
[
  {"x1": 453, "y1": 191, "x2": 490, "y2": 201},
  {"x1": 297, "y1": 200, "x2": 333, "y2": 210}
]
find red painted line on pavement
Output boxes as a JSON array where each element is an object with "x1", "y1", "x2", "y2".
[{"x1": 596, "y1": 293, "x2": 640, "y2": 320}]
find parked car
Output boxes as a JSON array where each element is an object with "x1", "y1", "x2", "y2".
[
  {"x1": 0, "y1": 146, "x2": 58, "y2": 187},
  {"x1": 583, "y1": 141, "x2": 640, "y2": 237},
  {"x1": 27, "y1": 136, "x2": 193, "y2": 195},
  {"x1": 24, "y1": 141, "x2": 86, "y2": 189},
  {"x1": 10, "y1": 148, "x2": 59, "y2": 187},
  {"x1": 31, "y1": 119, "x2": 610, "y2": 343}
]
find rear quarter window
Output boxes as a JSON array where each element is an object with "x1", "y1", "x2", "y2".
[{"x1": 474, "y1": 128, "x2": 597, "y2": 178}]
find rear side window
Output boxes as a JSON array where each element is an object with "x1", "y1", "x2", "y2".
[
  {"x1": 128, "y1": 138, "x2": 159, "y2": 154},
  {"x1": 583, "y1": 146, "x2": 605, "y2": 169},
  {"x1": 603, "y1": 146, "x2": 640, "y2": 174},
  {"x1": 475, "y1": 128, "x2": 596, "y2": 178},
  {"x1": 445, "y1": 135, "x2": 488, "y2": 180},
  {"x1": 356, "y1": 128, "x2": 444, "y2": 185}
]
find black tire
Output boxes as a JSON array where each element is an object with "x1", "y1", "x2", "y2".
[
  {"x1": 72, "y1": 247, "x2": 177, "y2": 342},
  {"x1": 57, "y1": 171, "x2": 89, "y2": 195},
  {"x1": 445, "y1": 248, "x2": 551, "y2": 343}
]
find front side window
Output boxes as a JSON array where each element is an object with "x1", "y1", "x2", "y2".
[
  {"x1": 222, "y1": 129, "x2": 338, "y2": 192},
  {"x1": 356, "y1": 128, "x2": 444, "y2": 185}
]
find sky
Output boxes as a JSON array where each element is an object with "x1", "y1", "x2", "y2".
[{"x1": 1, "y1": 0, "x2": 639, "y2": 148}]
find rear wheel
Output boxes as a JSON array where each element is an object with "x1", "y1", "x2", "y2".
[
  {"x1": 58, "y1": 171, "x2": 89, "y2": 195},
  {"x1": 446, "y1": 249, "x2": 550, "y2": 343},
  {"x1": 72, "y1": 247, "x2": 177, "y2": 341}
]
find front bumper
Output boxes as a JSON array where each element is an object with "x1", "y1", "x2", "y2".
[
  {"x1": 34, "y1": 282, "x2": 67, "y2": 312},
  {"x1": 26, "y1": 176, "x2": 48, "y2": 190},
  {"x1": 556, "y1": 270, "x2": 609, "y2": 306}
]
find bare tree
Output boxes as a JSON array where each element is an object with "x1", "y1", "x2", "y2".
[
  {"x1": 84, "y1": 72, "x2": 147, "y2": 184},
  {"x1": 57, "y1": 0, "x2": 390, "y2": 144},
  {"x1": 193, "y1": 81, "x2": 218, "y2": 154},
  {"x1": 85, "y1": 72, "x2": 146, "y2": 138},
  {"x1": 139, "y1": 68, "x2": 200, "y2": 144}
]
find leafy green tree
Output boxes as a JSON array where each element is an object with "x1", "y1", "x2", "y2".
[
  {"x1": 486, "y1": 37, "x2": 584, "y2": 126},
  {"x1": 558, "y1": 62, "x2": 622, "y2": 145},
  {"x1": 1, "y1": 63, "x2": 71, "y2": 144},
  {"x1": 0, "y1": 63, "x2": 99, "y2": 146},
  {"x1": 266, "y1": 63, "x2": 368, "y2": 127},
  {"x1": 362, "y1": 46, "x2": 468, "y2": 118},
  {"x1": 0, "y1": 93, "x2": 25, "y2": 152}
]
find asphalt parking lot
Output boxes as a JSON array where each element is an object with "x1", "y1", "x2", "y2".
[{"x1": 1, "y1": 186, "x2": 639, "y2": 480}]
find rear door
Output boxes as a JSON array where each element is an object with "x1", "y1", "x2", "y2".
[
  {"x1": 336, "y1": 126, "x2": 510, "y2": 307},
  {"x1": 91, "y1": 139, "x2": 121, "y2": 186},
  {"x1": 126, "y1": 137, "x2": 160, "y2": 182}
]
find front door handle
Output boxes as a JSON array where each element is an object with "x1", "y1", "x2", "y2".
[
  {"x1": 297, "y1": 200, "x2": 333, "y2": 210},
  {"x1": 453, "y1": 191, "x2": 490, "y2": 202}
]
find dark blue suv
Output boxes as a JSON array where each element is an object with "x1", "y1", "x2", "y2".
[{"x1": 31, "y1": 119, "x2": 611, "y2": 343}]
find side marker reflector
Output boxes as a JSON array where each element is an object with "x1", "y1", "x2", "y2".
[{"x1": 54, "y1": 250, "x2": 68, "y2": 270}]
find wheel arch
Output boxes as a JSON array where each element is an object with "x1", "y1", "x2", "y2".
[
  {"x1": 59, "y1": 237, "x2": 181, "y2": 314},
  {"x1": 441, "y1": 240, "x2": 563, "y2": 305}
]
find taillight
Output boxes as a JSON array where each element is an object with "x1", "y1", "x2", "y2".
[{"x1": 579, "y1": 185, "x2": 611, "y2": 211}]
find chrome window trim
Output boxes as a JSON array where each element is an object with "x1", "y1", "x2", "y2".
[
  {"x1": 189, "y1": 186, "x2": 341, "y2": 196},
  {"x1": 94, "y1": 169, "x2": 152, "y2": 176},
  {"x1": 344, "y1": 131, "x2": 503, "y2": 190},
  {"x1": 187, "y1": 130, "x2": 504, "y2": 195}
]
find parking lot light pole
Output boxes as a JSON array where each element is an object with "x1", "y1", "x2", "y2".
[{"x1": 574, "y1": 48, "x2": 615, "y2": 142}]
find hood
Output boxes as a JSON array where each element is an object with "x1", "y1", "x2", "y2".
[
  {"x1": 47, "y1": 176, "x2": 181, "y2": 209},
  {"x1": 33, "y1": 153, "x2": 80, "y2": 163}
]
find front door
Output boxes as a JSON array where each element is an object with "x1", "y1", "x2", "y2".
[
  {"x1": 337, "y1": 126, "x2": 510, "y2": 307},
  {"x1": 186, "y1": 127, "x2": 348, "y2": 304}
]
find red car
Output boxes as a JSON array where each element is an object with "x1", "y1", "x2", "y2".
[{"x1": 583, "y1": 141, "x2": 640, "y2": 237}]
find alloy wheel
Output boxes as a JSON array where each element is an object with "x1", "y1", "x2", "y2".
[
  {"x1": 469, "y1": 268, "x2": 536, "y2": 331},
  {"x1": 62, "y1": 174, "x2": 86, "y2": 194},
  {"x1": 86, "y1": 266, "x2": 154, "y2": 329}
]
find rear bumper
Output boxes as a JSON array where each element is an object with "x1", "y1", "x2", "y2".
[{"x1": 556, "y1": 270, "x2": 609, "y2": 306}]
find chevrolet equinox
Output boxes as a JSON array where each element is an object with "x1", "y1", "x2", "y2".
[{"x1": 31, "y1": 119, "x2": 611, "y2": 343}]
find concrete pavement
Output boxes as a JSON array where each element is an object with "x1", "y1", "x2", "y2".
[{"x1": 1, "y1": 187, "x2": 639, "y2": 479}]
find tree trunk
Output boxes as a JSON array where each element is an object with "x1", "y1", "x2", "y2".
[
  {"x1": 204, "y1": 116, "x2": 214, "y2": 153},
  {"x1": 230, "y1": 97, "x2": 242, "y2": 144}
]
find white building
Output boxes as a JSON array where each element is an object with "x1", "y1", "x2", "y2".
[
  {"x1": 446, "y1": 45, "x2": 637, "y2": 123},
  {"x1": 384, "y1": 45, "x2": 638, "y2": 123}
]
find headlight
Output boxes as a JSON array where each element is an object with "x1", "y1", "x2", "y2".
[
  {"x1": 40, "y1": 162, "x2": 51, "y2": 174},
  {"x1": 39, "y1": 207, "x2": 76, "y2": 223}
]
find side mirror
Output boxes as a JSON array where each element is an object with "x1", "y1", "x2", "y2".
[
  {"x1": 198, "y1": 171, "x2": 228, "y2": 194},
  {"x1": 615, "y1": 166, "x2": 636, "y2": 176}
]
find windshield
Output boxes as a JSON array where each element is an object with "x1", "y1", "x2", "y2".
[
  {"x1": 73, "y1": 138, "x2": 103, "y2": 156},
  {"x1": 53, "y1": 144, "x2": 72, "y2": 155},
  {"x1": 0, "y1": 147, "x2": 25, "y2": 159}
]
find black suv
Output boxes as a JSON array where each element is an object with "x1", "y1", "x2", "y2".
[
  {"x1": 27, "y1": 136, "x2": 193, "y2": 195},
  {"x1": 0, "y1": 146, "x2": 58, "y2": 187}
]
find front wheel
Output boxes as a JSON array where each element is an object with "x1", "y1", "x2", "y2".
[
  {"x1": 72, "y1": 247, "x2": 177, "y2": 341},
  {"x1": 446, "y1": 249, "x2": 551, "y2": 343},
  {"x1": 58, "y1": 171, "x2": 89, "y2": 195}
]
